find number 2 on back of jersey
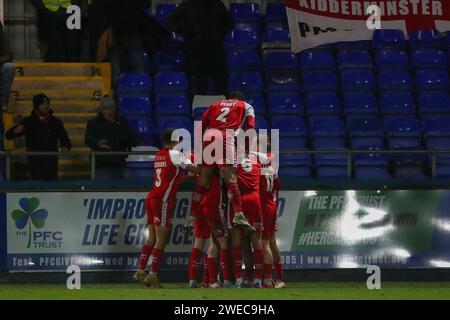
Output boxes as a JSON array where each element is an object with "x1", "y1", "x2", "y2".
[{"x1": 216, "y1": 107, "x2": 230, "y2": 122}]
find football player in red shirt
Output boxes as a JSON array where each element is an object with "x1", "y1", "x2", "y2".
[
  {"x1": 190, "y1": 92, "x2": 256, "y2": 233},
  {"x1": 187, "y1": 164, "x2": 233, "y2": 288},
  {"x1": 258, "y1": 137, "x2": 285, "y2": 288},
  {"x1": 229, "y1": 153, "x2": 265, "y2": 288},
  {"x1": 134, "y1": 128, "x2": 198, "y2": 288}
]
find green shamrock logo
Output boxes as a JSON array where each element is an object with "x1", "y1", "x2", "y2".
[{"x1": 11, "y1": 198, "x2": 48, "y2": 248}]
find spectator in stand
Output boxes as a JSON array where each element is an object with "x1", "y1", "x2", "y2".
[
  {"x1": 164, "y1": 0, "x2": 234, "y2": 95},
  {"x1": 0, "y1": 22, "x2": 15, "y2": 112},
  {"x1": 29, "y1": 0, "x2": 82, "y2": 62},
  {"x1": 5, "y1": 94, "x2": 72, "y2": 180},
  {"x1": 85, "y1": 0, "x2": 110, "y2": 62},
  {"x1": 85, "y1": 97, "x2": 138, "y2": 180}
]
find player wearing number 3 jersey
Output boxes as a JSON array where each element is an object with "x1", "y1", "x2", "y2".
[
  {"x1": 189, "y1": 92, "x2": 256, "y2": 234},
  {"x1": 134, "y1": 129, "x2": 198, "y2": 288}
]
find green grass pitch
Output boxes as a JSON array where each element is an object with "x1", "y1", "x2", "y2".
[{"x1": 2, "y1": 282, "x2": 450, "y2": 300}]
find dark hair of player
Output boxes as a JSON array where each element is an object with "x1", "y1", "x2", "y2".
[
  {"x1": 228, "y1": 91, "x2": 246, "y2": 101},
  {"x1": 161, "y1": 128, "x2": 179, "y2": 147}
]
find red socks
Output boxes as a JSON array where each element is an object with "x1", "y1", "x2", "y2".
[
  {"x1": 219, "y1": 250, "x2": 231, "y2": 281},
  {"x1": 232, "y1": 247, "x2": 243, "y2": 279},
  {"x1": 253, "y1": 249, "x2": 264, "y2": 280},
  {"x1": 150, "y1": 248, "x2": 163, "y2": 274},
  {"x1": 188, "y1": 248, "x2": 203, "y2": 281},
  {"x1": 274, "y1": 260, "x2": 284, "y2": 281},
  {"x1": 207, "y1": 257, "x2": 219, "y2": 285},
  {"x1": 191, "y1": 185, "x2": 208, "y2": 217},
  {"x1": 263, "y1": 263, "x2": 273, "y2": 280},
  {"x1": 226, "y1": 183, "x2": 243, "y2": 214},
  {"x1": 137, "y1": 245, "x2": 153, "y2": 270}
]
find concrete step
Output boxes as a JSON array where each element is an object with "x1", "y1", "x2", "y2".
[
  {"x1": 12, "y1": 76, "x2": 107, "y2": 91},
  {"x1": 10, "y1": 88, "x2": 108, "y2": 101},
  {"x1": 54, "y1": 112, "x2": 96, "y2": 123},
  {"x1": 8, "y1": 100, "x2": 100, "y2": 114},
  {"x1": 14, "y1": 62, "x2": 111, "y2": 78},
  {"x1": 66, "y1": 123, "x2": 87, "y2": 137}
]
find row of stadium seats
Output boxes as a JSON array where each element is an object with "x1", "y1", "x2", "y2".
[
  {"x1": 151, "y1": 2, "x2": 287, "y2": 24},
  {"x1": 142, "y1": 47, "x2": 450, "y2": 74},
  {"x1": 118, "y1": 90, "x2": 450, "y2": 118},
  {"x1": 117, "y1": 69, "x2": 450, "y2": 93}
]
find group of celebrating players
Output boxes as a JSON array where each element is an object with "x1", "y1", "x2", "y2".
[{"x1": 133, "y1": 92, "x2": 286, "y2": 289}]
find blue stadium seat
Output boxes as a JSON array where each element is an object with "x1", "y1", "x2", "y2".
[
  {"x1": 378, "y1": 69, "x2": 413, "y2": 90},
  {"x1": 335, "y1": 41, "x2": 371, "y2": 50},
  {"x1": 235, "y1": 22, "x2": 260, "y2": 34},
  {"x1": 265, "y1": 70, "x2": 301, "y2": 92},
  {"x1": 337, "y1": 50, "x2": 373, "y2": 69},
  {"x1": 228, "y1": 71, "x2": 264, "y2": 92},
  {"x1": 279, "y1": 153, "x2": 312, "y2": 167},
  {"x1": 155, "y1": 3, "x2": 177, "y2": 22},
  {"x1": 353, "y1": 146, "x2": 390, "y2": 179},
  {"x1": 418, "y1": 91, "x2": 450, "y2": 115},
  {"x1": 354, "y1": 165, "x2": 390, "y2": 179},
  {"x1": 154, "y1": 71, "x2": 189, "y2": 92},
  {"x1": 349, "y1": 118, "x2": 384, "y2": 149},
  {"x1": 445, "y1": 32, "x2": 450, "y2": 47},
  {"x1": 299, "y1": 49, "x2": 335, "y2": 71},
  {"x1": 392, "y1": 165, "x2": 427, "y2": 179},
  {"x1": 127, "y1": 116, "x2": 155, "y2": 145},
  {"x1": 153, "y1": 51, "x2": 187, "y2": 71},
  {"x1": 262, "y1": 23, "x2": 290, "y2": 45},
  {"x1": 409, "y1": 29, "x2": 442, "y2": 49},
  {"x1": 411, "y1": 49, "x2": 447, "y2": 69},
  {"x1": 279, "y1": 137, "x2": 307, "y2": 151},
  {"x1": 374, "y1": 49, "x2": 409, "y2": 69},
  {"x1": 343, "y1": 91, "x2": 378, "y2": 115},
  {"x1": 309, "y1": 116, "x2": 346, "y2": 138},
  {"x1": 302, "y1": 70, "x2": 338, "y2": 91},
  {"x1": 155, "y1": 93, "x2": 191, "y2": 116},
  {"x1": 380, "y1": 91, "x2": 415, "y2": 115},
  {"x1": 278, "y1": 164, "x2": 312, "y2": 178},
  {"x1": 415, "y1": 69, "x2": 450, "y2": 90},
  {"x1": 314, "y1": 146, "x2": 349, "y2": 179},
  {"x1": 230, "y1": 3, "x2": 260, "y2": 22},
  {"x1": 422, "y1": 115, "x2": 450, "y2": 138},
  {"x1": 271, "y1": 115, "x2": 307, "y2": 137},
  {"x1": 305, "y1": 91, "x2": 341, "y2": 116},
  {"x1": 157, "y1": 116, "x2": 193, "y2": 135},
  {"x1": 267, "y1": 92, "x2": 303, "y2": 116},
  {"x1": 119, "y1": 96, "x2": 152, "y2": 115},
  {"x1": 263, "y1": 50, "x2": 298, "y2": 70},
  {"x1": 422, "y1": 115, "x2": 450, "y2": 177},
  {"x1": 227, "y1": 49, "x2": 261, "y2": 71},
  {"x1": 125, "y1": 146, "x2": 158, "y2": 180},
  {"x1": 372, "y1": 29, "x2": 406, "y2": 49},
  {"x1": 340, "y1": 69, "x2": 376, "y2": 90},
  {"x1": 245, "y1": 92, "x2": 266, "y2": 116},
  {"x1": 265, "y1": 3, "x2": 287, "y2": 23},
  {"x1": 225, "y1": 28, "x2": 260, "y2": 49},
  {"x1": 385, "y1": 116, "x2": 422, "y2": 151},
  {"x1": 118, "y1": 73, "x2": 152, "y2": 94}
]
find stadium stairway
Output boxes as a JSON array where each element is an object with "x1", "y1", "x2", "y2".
[{"x1": 3, "y1": 62, "x2": 112, "y2": 180}]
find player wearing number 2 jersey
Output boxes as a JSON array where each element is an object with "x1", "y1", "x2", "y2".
[
  {"x1": 190, "y1": 92, "x2": 256, "y2": 234},
  {"x1": 134, "y1": 129, "x2": 198, "y2": 288}
]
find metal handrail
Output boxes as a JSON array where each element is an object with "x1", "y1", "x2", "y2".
[{"x1": 1, "y1": 149, "x2": 450, "y2": 181}]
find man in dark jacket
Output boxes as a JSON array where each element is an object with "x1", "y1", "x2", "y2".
[
  {"x1": 164, "y1": 0, "x2": 234, "y2": 95},
  {"x1": 5, "y1": 94, "x2": 72, "y2": 180},
  {"x1": 85, "y1": 97, "x2": 138, "y2": 180}
]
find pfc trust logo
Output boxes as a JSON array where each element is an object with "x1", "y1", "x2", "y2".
[
  {"x1": 11, "y1": 198, "x2": 48, "y2": 248},
  {"x1": 11, "y1": 198, "x2": 63, "y2": 249}
]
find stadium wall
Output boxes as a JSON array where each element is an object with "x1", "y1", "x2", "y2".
[{"x1": 2, "y1": 181, "x2": 450, "y2": 273}]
